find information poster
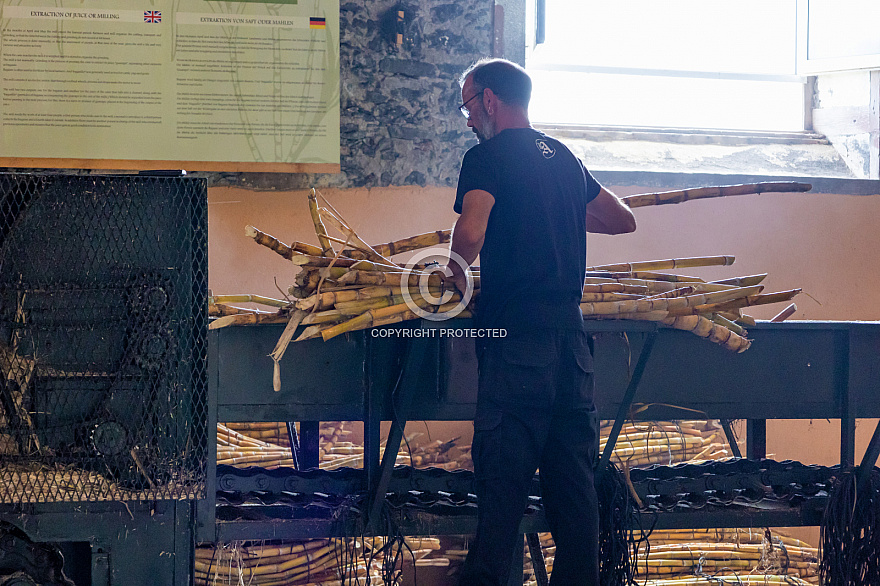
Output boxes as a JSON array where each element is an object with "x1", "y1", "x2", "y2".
[{"x1": 0, "y1": 0, "x2": 339, "y2": 172}]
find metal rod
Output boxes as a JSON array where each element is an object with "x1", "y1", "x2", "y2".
[
  {"x1": 839, "y1": 330, "x2": 854, "y2": 467},
  {"x1": 526, "y1": 533, "x2": 549, "y2": 586},
  {"x1": 599, "y1": 330, "x2": 657, "y2": 471},
  {"x1": 746, "y1": 419, "x2": 766, "y2": 459},
  {"x1": 856, "y1": 418, "x2": 880, "y2": 492},
  {"x1": 364, "y1": 335, "x2": 382, "y2": 495},
  {"x1": 367, "y1": 338, "x2": 428, "y2": 528},
  {"x1": 720, "y1": 419, "x2": 742, "y2": 459},
  {"x1": 286, "y1": 422, "x2": 300, "y2": 470}
]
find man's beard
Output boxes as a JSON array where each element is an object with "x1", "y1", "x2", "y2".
[{"x1": 475, "y1": 120, "x2": 495, "y2": 143}]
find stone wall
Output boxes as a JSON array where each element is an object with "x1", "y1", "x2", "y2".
[{"x1": 212, "y1": 0, "x2": 494, "y2": 191}]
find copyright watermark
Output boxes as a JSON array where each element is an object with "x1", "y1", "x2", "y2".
[
  {"x1": 401, "y1": 248, "x2": 474, "y2": 321},
  {"x1": 371, "y1": 328, "x2": 507, "y2": 338}
]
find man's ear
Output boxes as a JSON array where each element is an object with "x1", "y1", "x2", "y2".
[{"x1": 482, "y1": 88, "x2": 497, "y2": 113}]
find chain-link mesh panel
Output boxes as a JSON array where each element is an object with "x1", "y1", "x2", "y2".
[{"x1": 0, "y1": 173, "x2": 207, "y2": 502}]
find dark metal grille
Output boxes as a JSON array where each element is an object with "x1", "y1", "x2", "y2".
[{"x1": 0, "y1": 173, "x2": 207, "y2": 502}]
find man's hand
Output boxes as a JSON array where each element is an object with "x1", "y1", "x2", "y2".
[{"x1": 446, "y1": 265, "x2": 469, "y2": 296}]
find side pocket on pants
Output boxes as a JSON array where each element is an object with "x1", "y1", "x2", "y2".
[
  {"x1": 472, "y1": 410, "x2": 503, "y2": 482},
  {"x1": 573, "y1": 331, "x2": 596, "y2": 410}
]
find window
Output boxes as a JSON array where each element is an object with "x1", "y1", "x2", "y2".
[{"x1": 526, "y1": 0, "x2": 805, "y2": 132}]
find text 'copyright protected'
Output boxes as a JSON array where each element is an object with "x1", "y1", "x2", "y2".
[{"x1": 371, "y1": 328, "x2": 507, "y2": 338}]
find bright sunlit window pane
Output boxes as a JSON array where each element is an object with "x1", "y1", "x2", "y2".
[
  {"x1": 527, "y1": 0, "x2": 804, "y2": 131},
  {"x1": 529, "y1": 71, "x2": 805, "y2": 131}
]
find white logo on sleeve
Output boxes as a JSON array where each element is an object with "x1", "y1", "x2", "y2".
[{"x1": 535, "y1": 138, "x2": 556, "y2": 159}]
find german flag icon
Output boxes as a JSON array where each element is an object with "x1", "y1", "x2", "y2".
[{"x1": 310, "y1": 17, "x2": 326, "y2": 29}]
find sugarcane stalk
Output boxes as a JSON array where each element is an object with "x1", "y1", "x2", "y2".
[
  {"x1": 294, "y1": 267, "x2": 319, "y2": 287},
  {"x1": 662, "y1": 314, "x2": 751, "y2": 352},
  {"x1": 711, "y1": 273, "x2": 768, "y2": 287},
  {"x1": 587, "y1": 255, "x2": 735, "y2": 273},
  {"x1": 322, "y1": 299, "x2": 463, "y2": 341},
  {"x1": 582, "y1": 283, "x2": 648, "y2": 294},
  {"x1": 295, "y1": 289, "x2": 360, "y2": 311},
  {"x1": 335, "y1": 291, "x2": 460, "y2": 315},
  {"x1": 645, "y1": 286, "x2": 695, "y2": 299},
  {"x1": 245, "y1": 225, "x2": 324, "y2": 259},
  {"x1": 209, "y1": 312, "x2": 289, "y2": 330},
  {"x1": 735, "y1": 314, "x2": 757, "y2": 326},
  {"x1": 318, "y1": 266, "x2": 350, "y2": 282},
  {"x1": 371, "y1": 229, "x2": 452, "y2": 257},
  {"x1": 355, "y1": 285, "x2": 446, "y2": 299},
  {"x1": 600, "y1": 310, "x2": 669, "y2": 322},
  {"x1": 581, "y1": 285, "x2": 760, "y2": 316},
  {"x1": 302, "y1": 309, "x2": 350, "y2": 324},
  {"x1": 209, "y1": 294, "x2": 290, "y2": 308},
  {"x1": 269, "y1": 309, "x2": 307, "y2": 391},
  {"x1": 627, "y1": 271, "x2": 705, "y2": 283},
  {"x1": 622, "y1": 182, "x2": 811, "y2": 209},
  {"x1": 288, "y1": 253, "x2": 401, "y2": 272},
  {"x1": 338, "y1": 269, "x2": 464, "y2": 290},
  {"x1": 209, "y1": 303, "x2": 274, "y2": 317},
  {"x1": 194, "y1": 539, "x2": 328, "y2": 560},
  {"x1": 688, "y1": 289, "x2": 801, "y2": 315},
  {"x1": 716, "y1": 309, "x2": 747, "y2": 323},
  {"x1": 771, "y1": 303, "x2": 797, "y2": 322},
  {"x1": 581, "y1": 292, "x2": 645, "y2": 302},
  {"x1": 711, "y1": 313, "x2": 745, "y2": 336},
  {"x1": 318, "y1": 206, "x2": 395, "y2": 266},
  {"x1": 584, "y1": 276, "x2": 679, "y2": 293},
  {"x1": 308, "y1": 188, "x2": 334, "y2": 255},
  {"x1": 295, "y1": 321, "x2": 343, "y2": 342}
]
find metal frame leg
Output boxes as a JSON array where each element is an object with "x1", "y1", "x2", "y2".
[
  {"x1": 746, "y1": 419, "x2": 766, "y2": 460},
  {"x1": 720, "y1": 419, "x2": 742, "y2": 459},
  {"x1": 367, "y1": 338, "x2": 431, "y2": 529},
  {"x1": 526, "y1": 533, "x2": 549, "y2": 586},
  {"x1": 599, "y1": 331, "x2": 658, "y2": 470},
  {"x1": 857, "y1": 418, "x2": 880, "y2": 491}
]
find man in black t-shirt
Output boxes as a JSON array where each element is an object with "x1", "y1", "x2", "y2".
[{"x1": 449, "y1": 59, "x2": 636, "y2": 585}]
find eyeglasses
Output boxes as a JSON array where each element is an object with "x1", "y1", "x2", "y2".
[{"x1": 458, "y1": 89, "x2": 484, "y2": 118}]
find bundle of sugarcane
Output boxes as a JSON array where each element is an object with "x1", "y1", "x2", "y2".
[
  {"x1": 525, "y1": 529, "x2": 819, "y2": 586},
  {"x1": 223, "y1": 421, "x2": 354, "y2": 463},
  {"x1": 599, "y1": 420, "x2": 733, "y2": 467},
  {"x1": 210, "y1": 183, "x2": 808, "y2": 366},
  {"x1": 222, "y1": 421, "x2": 291, "y2": 447},
  {"x1": 217, "y1": 422, "x2": 409, "y2": 470},
  {"x1": 359, "y1": 536, "x2": 447, "y2": 570},
  {"x1": 580, "y1": 256, "x2": 803, "y2": 352},
  {"x1": 408, "y1": 435, "x2": 473, "y2": 470},
  {"x1": 632, "y1": 528, "x2": 819, "y2": 584},
  {"x1": 193, "y1": 539, "x2": 387, "y2": 585},
  {"x1": 217, "y1": 423, "x2": 295, "y2": 469}
]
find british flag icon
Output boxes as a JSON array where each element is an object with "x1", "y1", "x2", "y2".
[{"x1": 144, "y1": 10, "x2": 161, "y2": 23}]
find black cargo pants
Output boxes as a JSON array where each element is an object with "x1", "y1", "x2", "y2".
[{"x1": 459, "y1": 328, "x2": 600, "y2": 585}]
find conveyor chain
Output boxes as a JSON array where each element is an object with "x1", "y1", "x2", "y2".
[
  {"x1": 630, "y1": 459, "x2": 837, "y2": 501},
  {"x1": 218, "y1": 459, "x2": 836, "y2": 511},
  {"x1": 217, "y1": 464, "x2": 478, "y2": 496}
]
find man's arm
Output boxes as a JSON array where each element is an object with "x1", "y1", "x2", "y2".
[
  {"x1": 448, "y1": 189, "x2": 495, "y2": 292},
  {"x1": 586, "y1": 187, "x2": 637, "y2": 234}
]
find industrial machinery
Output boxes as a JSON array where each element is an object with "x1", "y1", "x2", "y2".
[
  {"x1": 0, "y1": 173, "x2": 207, "y2": 585},
  {"x1": 0, "y1": 172, "x2": 878, "y2": 585}
]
